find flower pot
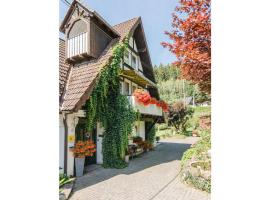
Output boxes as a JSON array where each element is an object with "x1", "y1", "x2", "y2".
[
  {"x1": 75, "y1": 157, "x2": 85, "y2": 177},
  {"x1": 125, "y1": 155, "x2": 129, "y2": 163}
]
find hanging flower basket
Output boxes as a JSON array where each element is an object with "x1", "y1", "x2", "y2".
[
  {"x1": 133, "y1": 89, "x2": 169, "y2": 112},
  {"x1": 133, "y1": 89, "x2": 151, "y2": 105}
]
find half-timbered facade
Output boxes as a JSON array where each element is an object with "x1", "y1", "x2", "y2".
[{"x1": 59, "y1": 0, "x2": 163, "y2": 176}]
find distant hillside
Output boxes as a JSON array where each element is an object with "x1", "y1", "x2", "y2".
[{"x1": 154, "y1": 64, "x2": 210, "y2": 105}]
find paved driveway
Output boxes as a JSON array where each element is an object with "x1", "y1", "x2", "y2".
[{"x1": 69, "y1": 137, "x2": 210, "y2": 200}]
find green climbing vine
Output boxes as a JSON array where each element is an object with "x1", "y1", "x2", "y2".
[
  {"x1": 86, "y1": 38, "x2": 136, "y2": 168},
  {"x1": 145, "y1": 122, "x2": 156, "y2": 144}
]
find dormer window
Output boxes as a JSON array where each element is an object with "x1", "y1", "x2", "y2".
[
  {"x1": 66, "y1": 19, "x2": 88, "y2": 60},
  {"x1": 61, "y1": 2, "x2": 119, "y2": 64},
  {"x1": 67, "y1": 32, "x2": 88, "y2": 58}
]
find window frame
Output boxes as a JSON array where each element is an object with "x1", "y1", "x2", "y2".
[{"x1": 131, "y1": 54, "x2": 137, "y2": 69}]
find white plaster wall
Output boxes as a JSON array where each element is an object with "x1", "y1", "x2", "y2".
[
  {"x1": 59, "y1": 115, "x2": 65, "y2": 173},
  {"x1": 138, "y1": 121, "x2": 145, "y2": 140},
  {"x1": 96, "y1": 123, "x2": 104, "y2": 164},
  {"x1": 134, "y1": 121, "x2": 145, "y2": 140},
  {"x1": 66, "y1": 114, "x2": 79, "y2": 176}
]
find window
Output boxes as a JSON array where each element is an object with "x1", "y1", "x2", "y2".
[
  {"x1": 123, "y1": 82, "x2": 130, "y2": 95},
  {"x1": 138, "y1": 59, "x2": 143, "y2": 71},
  {"x1": 124, "y1": 51, "x2": 129, "y2": 60},
  {"x1": 67, "y1": 32, "x2": 87, "y2": 58},
  {"x1": 129, "y1": 37, "x2": 134, "y2": 48},
  {"x1": 132, "y1": 85, "x2": 137, "y2": 94},
  {"x1": 131, "y1": 55, "x2": 137, "y2": 69},
  {"x1": 124, "y1": 50, "x2": 130, "y2": 64}
]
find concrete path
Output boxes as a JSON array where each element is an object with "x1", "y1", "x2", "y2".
[{"x1": 69, "y1": 137, "x2": 210, "y2": 200}]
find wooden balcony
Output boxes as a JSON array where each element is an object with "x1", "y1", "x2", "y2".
[
  {"x1": 66, "y1": 32, "x2": 89, "y2": 62},
  {"x1": 127, "y1": 96, "x2": 162, "y2": 116},
  {"x1": 121, "y1": 69, "x2": 157, "y2": 88}
]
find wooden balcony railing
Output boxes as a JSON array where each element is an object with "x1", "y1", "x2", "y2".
[
  {"x1": 67, "y1": 32, "x2": 88, "y2": 58},
  {"x1": 127, "y1": 96, "x2": 162, "y2": 116}
]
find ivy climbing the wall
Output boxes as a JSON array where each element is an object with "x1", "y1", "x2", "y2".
[
  {"x1": 86, "y1": 38, "x2": 136, "y2": 168},
  {"x1": 145, "y1": 121, "x2": 156, "y2": 144}
]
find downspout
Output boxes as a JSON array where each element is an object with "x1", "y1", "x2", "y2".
[{"x1": 62, "y1": 112, "x2": 68, "y2": 174}]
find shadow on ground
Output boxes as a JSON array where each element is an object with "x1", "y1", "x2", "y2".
[{"x1": 71, "y1": 140, "x2": 192, "y2": 195}]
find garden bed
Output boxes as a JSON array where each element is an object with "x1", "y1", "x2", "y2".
[{"x1": 180, "y1": 129, "x2": 211, "y2": 193}]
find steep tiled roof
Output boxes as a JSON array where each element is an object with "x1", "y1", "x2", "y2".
[
  {"x1": 61, "y1": 38, "x2": 118, "y2": 111},
  {"x1": 113, "y1": 17, "x2": 140, "y2": 40},
  {"x1": 59, "y1": 39, "x2": 71, "y2": 98},
  {"x1": 60, "y1": 17, "x2": 140, "y2": 111}
]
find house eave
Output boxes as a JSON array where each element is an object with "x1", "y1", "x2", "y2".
[{"x1": 59, "y1": 0, "x2": 120, "y2": 37}]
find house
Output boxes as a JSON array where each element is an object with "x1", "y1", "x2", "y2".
[
  {"x1": 184, "y1": 96, "x2": 194, "y2": 106},
  {"x1": 59, "y1": 0, "x2": 163, "y2": 176}
]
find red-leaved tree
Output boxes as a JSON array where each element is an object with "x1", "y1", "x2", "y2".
[{"x1": 162, "y1": 0, "x2": 211, "y2": 94}]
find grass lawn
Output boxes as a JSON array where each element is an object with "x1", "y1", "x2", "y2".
[
  {"x1": 156, "y1": 106, "x2": 211, "y2": 139},
  {"x1": 187, "y1": 106, "x2": 211, "y2": 130}
]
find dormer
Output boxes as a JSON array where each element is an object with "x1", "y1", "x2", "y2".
[{"x1": 60, "y1": 0, "x2": 119, "y2": 63}]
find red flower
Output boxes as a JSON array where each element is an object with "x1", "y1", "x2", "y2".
[
  {"x1": 133, "y1": 89, "x2": 151, "y2": 105},
  {"x1": 72, "y1": 140, "x2": 96, "y2": 158}
]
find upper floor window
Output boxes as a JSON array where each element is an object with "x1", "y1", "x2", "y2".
[
  {"x1": 67, "y1": 19, "x2": 88, "y2": 59},
  {"x1": 132, "y1": 85, "x2": 137, "y2": 94},
  {"x1": 131, "y1": 54, "x2": 137, "y2": 69},
  {"x1": 124, "y1": 50, "x2": 130, "y2": 64},
  {"x1": 123, "y1": 81, "x2": 130, "y2": 95},
  {"x1": 129, "y1": 37, "x2": 138, "y2": 52},
  {"x1": 67, "y1": 32, "x2": 87, "y2": 58}
]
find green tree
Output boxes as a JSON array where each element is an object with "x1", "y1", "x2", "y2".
[
  {"x1": 168, "y1": 101, "x2": 194, "y2": 133},
  {"x1": 154, "y1": 64, "x2": 209, "y2": 105}
]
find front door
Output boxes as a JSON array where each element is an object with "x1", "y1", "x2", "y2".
[
  {"x1": 75, "y1": 118, "x2": 97, "y2": 165},
  {"x1": 85, "y1": 129, "x2": 97, "y2": 165}
]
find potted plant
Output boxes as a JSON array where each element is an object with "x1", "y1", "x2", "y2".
[
  {"x1": 133, "y1": 136, "x2": 143, "y2": 143},
  {"x1": 133, "y1": 89, "x2": 169, "y2": 112},
  {"x1": 142, "y1": 141, "x2": 151, "y2": 152},
  {"x1": 124, "y1": 149, "x2": 130, "y2": 163},
  {"x1": 156, "y1": 136, "x2": 160, "y2": 143},
  {"x1": 72, "y1": 140, "x2": 96, "y2": 177}
]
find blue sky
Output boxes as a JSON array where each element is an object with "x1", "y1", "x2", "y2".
[{"x1": 59, "y1": 0, "x2": 178, "y2": 66}]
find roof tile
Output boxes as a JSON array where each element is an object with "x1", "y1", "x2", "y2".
[
  {"x1": 60, "y1": 17, "x2": 140, "y2": 111},
  {"x1": 59, "y1": 39, "x2": 71, "y2": 97}
]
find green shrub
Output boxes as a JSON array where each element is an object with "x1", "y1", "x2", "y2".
[
  {"x1": 183, "y1": 171, "x2": 211, "y2": 193},
  {"x1": 146, "y1": 125, "x2": 156, "y2": 144},
  {"x1": 182, "y1": 130, "x2": 192, "y2": 136},
  {"x1": 184, "y1": 106, "x2": 211, "y2": 133},
  {"x1": 181, "y1": 148, "x2": 197, "y2": 167},
  {"x1": 180, "y1": 130, "x2": 211, "y2": 192},
  {"x1": 168, "y1": 102, "x2": 194, "y2": 133},
  {"x1": 59, "y1": 174, "x2": 74, "y2": 188},
  {"x1": 158, "y1": 123, "x2": 168, "y2": 130}
]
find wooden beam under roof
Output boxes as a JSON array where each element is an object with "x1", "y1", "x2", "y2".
[{"x1": 120, "y1": 69, "x2": 157, "y2": 88}]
